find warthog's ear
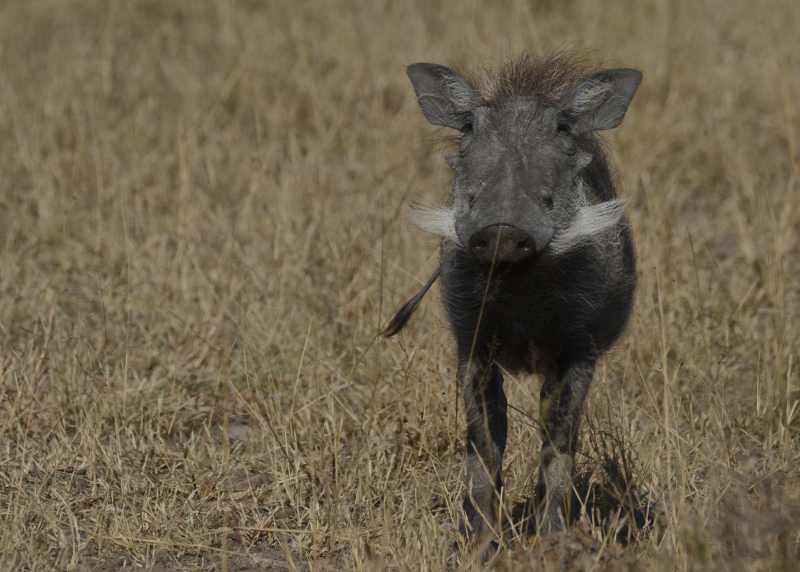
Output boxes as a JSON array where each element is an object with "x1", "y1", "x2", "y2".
[
  {"x1": 406, "y1": 63, "x2": 481, "y2": 131},
  {"x1": 566, "y1": 69, "x2": 642, "y2": 133}
]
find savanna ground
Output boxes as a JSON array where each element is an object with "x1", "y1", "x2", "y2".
[{"x1": 0, "y1": 0, "x2": 798, "y2": 570}]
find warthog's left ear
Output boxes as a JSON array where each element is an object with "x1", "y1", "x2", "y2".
[
  {"x1": 565, "y1": 68, "x2": 642, "y2": 133},
  {"x1": 406, "y1": 63, "x2": 481, "y2": 131}
]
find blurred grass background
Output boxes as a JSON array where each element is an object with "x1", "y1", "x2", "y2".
[{"x1": 0, "y1": 0, "x2": 797, "y2": 569}]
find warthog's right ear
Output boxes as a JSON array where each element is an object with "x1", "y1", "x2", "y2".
[
  {"x1": 406, "y1": 63, "x2": 481, "y2": 131},
  {"x1": 566, "y1": 68, "x2": 642, "y2": 133}
]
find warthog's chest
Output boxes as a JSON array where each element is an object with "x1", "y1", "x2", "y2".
[{"x1": 490, "y1": 303, "x2": 559, "y2": 374}]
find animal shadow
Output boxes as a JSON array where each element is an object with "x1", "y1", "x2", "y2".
[{"x1": 507, "y1": 425, "x2": 659, "y2": 546}]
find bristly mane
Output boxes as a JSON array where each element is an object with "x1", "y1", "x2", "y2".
[
  {"x1": 482, "y1": 52, "x2": 592, "y2": 106},
  {"x1": 432, "y1": 53, "x2": 592, "y2": 152}
]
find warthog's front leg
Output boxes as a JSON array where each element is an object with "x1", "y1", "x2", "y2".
[
  {"x1": 458, "y1": 355, "x2": 507, "y2": 546},
  {"x1": 534, "y1": 358, "x2": 595, "y2": 535}
]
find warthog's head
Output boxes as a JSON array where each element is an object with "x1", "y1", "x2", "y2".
[{"x1": 406, "y1": 57, "x2": 641, "y2": 265}]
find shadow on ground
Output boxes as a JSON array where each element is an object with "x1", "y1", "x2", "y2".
[{"x1": 487, "y1": 424, "x2": 659, "y2": 570}]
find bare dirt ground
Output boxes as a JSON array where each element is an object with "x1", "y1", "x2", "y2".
[{"x1": 0, "y1": 1, "x2": 798, "y2": 570}]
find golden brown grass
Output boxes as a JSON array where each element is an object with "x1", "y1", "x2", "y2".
[{"x1": 0, "y1": 1, "x2": 798, "y2": 570}]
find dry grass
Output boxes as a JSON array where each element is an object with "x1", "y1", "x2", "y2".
[{"x1": 0, "y1": 0, "x2": 798, "y2": 570}]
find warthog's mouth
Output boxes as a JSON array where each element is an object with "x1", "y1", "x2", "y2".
[{"x1": 407, "y1": 199, "x2": 626, "y2": 258}]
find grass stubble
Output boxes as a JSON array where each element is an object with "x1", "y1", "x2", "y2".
[{"x1": 0, "y1": 0, "x2": 798, "y2": 570}]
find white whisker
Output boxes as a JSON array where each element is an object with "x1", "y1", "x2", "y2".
[
  {"x1": 408, "y1": 205, "x2": 459, "y2": 243},
  {"x1": 548, "y1": 199, "x2": 625, "y2": 256}
]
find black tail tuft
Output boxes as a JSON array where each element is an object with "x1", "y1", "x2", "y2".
[{"x1": 382, "y1": 267, "x2": 441, "y2": 337}]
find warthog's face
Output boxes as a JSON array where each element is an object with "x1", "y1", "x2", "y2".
[
  {"x1": 446, "y1": 99, "x2": 590, "y2": 264},
  {"x1": 406, "y1": 63, "x2": 641, "y2": 265}
]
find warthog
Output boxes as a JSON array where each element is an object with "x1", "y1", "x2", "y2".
[{"x1": 384, "y1": 54, "x2": 642, "y2": 547}]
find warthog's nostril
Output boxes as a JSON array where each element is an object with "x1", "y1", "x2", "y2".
[{"x1": 469, "y1": 224, "x2": 536, "y2": 264}]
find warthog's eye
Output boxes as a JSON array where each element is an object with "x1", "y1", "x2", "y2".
[
  {"x1": 555, "y1": 127, "x2": 577, "y2": 157},
  {"x1": 556, "y1": 121, "x2": 572, "y2": 135},
  {"x1": 555, "y1": 110, "x2": 574, "y2": 135},
  {"x1": 542, "y1": 191, "x2": 554, "y2": 210}
]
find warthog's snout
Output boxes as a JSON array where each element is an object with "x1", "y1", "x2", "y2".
[{"x1": 469, "y1": 224, "x2": 535, "y2": 264}]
